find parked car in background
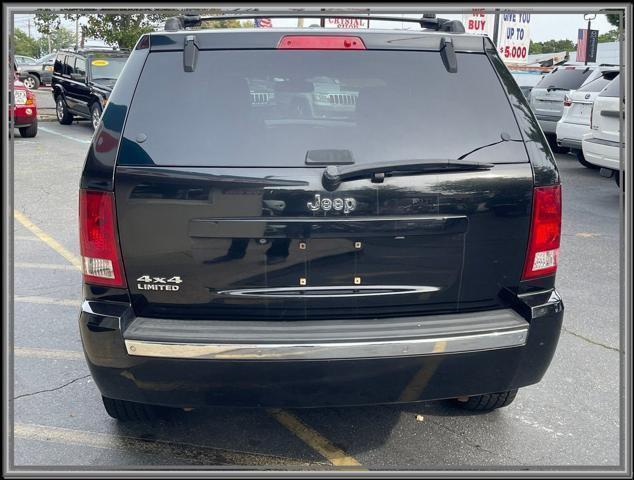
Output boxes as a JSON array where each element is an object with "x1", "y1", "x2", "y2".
[
  {"x1": 78, "y1": 25, "x2": 563, "y2": 421},
  {"x1": 529, "y1": 65, "x2": 598, "y2": 150},
  {"x1": 17, "y1": 52, "x2": 57, "y2": 89},
  {"x1": 556, "y1": 67, "x2": 620, "y2": 168},
  {"x1": 582, "y1": 75, "x2": 623, "y2": 186},
  {"x1": 52, "y1": 48, "x2": 130, "y2": 130},
  {"x1": 511, "y1": 70, "x2": 546, "y2": 101},
  {"x1": 15, "y1": 54, "x2": 37, "y2": 65},
  {"x1": 11, "y1": 80, "x2": 38, "y2": 137}
]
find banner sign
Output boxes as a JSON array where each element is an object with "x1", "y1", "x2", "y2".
[
  {"x1": 497, "y1": 13, "x2": 532, "y2": 64},
  {"x1": 461, "y1": 9, "x2": 496, "y2": 38},
  {"x1": 576, "y1": 29, "x2": 599, "y2": 63}
]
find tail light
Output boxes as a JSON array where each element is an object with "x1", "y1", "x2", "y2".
[
  {"x1": 522, "y1": 185, "x2": 562, "y2": 280},
  {"x1": 277, "y1": 35, "x2": 366, "y2": 50},
  {"x1": 563, "y1": 95, "x2": 572, "y2": 107},
  {"x1": 79, "y1": 190, "x2": 126, "y2": 287}
]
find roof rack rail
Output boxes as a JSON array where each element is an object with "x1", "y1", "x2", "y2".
[{"x1": 163, "y1": 13, "x2": 465, "y2": 33}]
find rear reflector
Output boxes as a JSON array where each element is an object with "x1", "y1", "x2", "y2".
[
  {"x1": 522, "y1": 185, "x2": 562, "y2": 280},
  {"x1": 79, "y1": 190, "x2": 126, "y2": 287},
  {"x1": 277, "y1": 35, "x2": 366, "y2": 50}
]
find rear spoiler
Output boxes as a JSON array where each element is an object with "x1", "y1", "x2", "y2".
[{"x1": 164, "y1": 13, "x2": 466, "y2": 33}]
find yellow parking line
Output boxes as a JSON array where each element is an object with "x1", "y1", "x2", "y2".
[
  {"x1": 14, "y1": 347, "x2": 84, "y2": 360},
  {"x1": 14, "y1": 262, "x2": 78, "y2": 271},
  {"x1": 13, "y1": 210, "x2": 82, "y2": 270},
  {"x1": 12, "y1": 210, "x2": 356, "y2": 470},
  {"x1": 14, "y1": 296, "x2": 77, "y2": 307},
  {"x1": 398, "y1": 340, "x2": 447, "y2": 402},
  {"x1": 267, "y1": 408, "x2": 365, "y2": 469},
  {"x1": 14, "y1": 423, "x2": 321, "y2": 467}
]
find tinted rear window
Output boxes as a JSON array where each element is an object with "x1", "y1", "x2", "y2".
[
  {"x1": 577, "y1": 70, "x2": 619, "y2": 92},
  {"x1": 535, "y1": 67, "x2": 593, "y2": 90},
  {"x1": 120, "y1": 50, "x2": 525, "y2": 167},
  {"x1": 600, "y1": 74, "x2": 621, "y2": 97}
]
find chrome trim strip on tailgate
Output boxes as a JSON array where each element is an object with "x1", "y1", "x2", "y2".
[
  {"x1": 216, "y1": 285, "x2": 440, "y2": 298},
  {"x1": 124, "y1": 326, "x2": 528, "y2": 360}
]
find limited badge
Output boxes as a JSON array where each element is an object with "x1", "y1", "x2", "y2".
[{"x1": 136, "y1": 275, "x2": 182, "y2": 291}]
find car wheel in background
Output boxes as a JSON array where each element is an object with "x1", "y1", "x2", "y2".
[
  {"x1": 614, "y1": 171, "x2": 620, "y2": 188},
  {"x1": 22, "y1": 74, "x2": 40, "y2": 90},
  {"x1": 574, "y1": 149, "x2": 599, "y2": 169},
  {"x1": 90, "y1": 103, "x2": 103, "y2": 131},
  {"x1": 18, "y1": 119, "x2": 38, "y2": 138},
  {"x1": 55, "y1": 96, "x2": 74, "y2": 125},
  {"x1": 452, "y1": 389, "x2": 518, "y2": 411}
]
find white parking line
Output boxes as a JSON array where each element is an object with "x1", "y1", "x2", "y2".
[
  {"x1": 14, "y1": 262, "x2": 78, "y2": 271},
  {"x1": 14, "y1": 347, "x2": 84, "y2": 360},
  {"x1": 38, "y1": 125, "x2": 91, "y2": 145},
  {"x1": 14, "y1": 296, "x2": 77, "y2": 307}
]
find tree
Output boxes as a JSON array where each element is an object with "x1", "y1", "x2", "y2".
[
  {"x1": 82, "y1": 13, "x2": 169, "y2": 49},
  {"x1": 36, "y1": 26, "x2": 76, "y2": 54},
  {"x1": 33, "y1": 10, "x2": 61, "y2": 53},
  {"x1": 529, "y1": 39, "x2": 575, "y2": 55},
  {"x1": 598, "y1": 30, "x2": 619, "y2": 43},
  {"x1": 13, "y1": 28, "x2": 40, "y2": 57},
  {"x1": 606, "y1": 13, "x2": 621, "y2": 28}
]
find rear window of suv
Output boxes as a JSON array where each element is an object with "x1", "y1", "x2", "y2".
[
  {"x1": 534, "y1": 67, "x2": 594, "y2": 91},
  {"x1": 577, "y1": 70, "x2": 619, "y2": 93},
  {"x1": 599, "y1": 74, "x2": 621, "y2": 97},
  {"x1": 120, "y1": 50, "x2": 526, "y2": 167}
]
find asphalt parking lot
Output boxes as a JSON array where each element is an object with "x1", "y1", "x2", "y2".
[{"x1": 10, "y1": 119, "x2": 623, "y2": 470}]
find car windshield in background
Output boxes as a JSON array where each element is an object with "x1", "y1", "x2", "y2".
[
  {"x1": 600, "y1": 74, "x2": 621, "y2": 97},
  {"x1": 511, "y1": 71, "x2": 544, "y2": 88},
  {"x1": 578, "y1": 71, "x2": 620, "y2": 93},
  {"x1": 121, "y1": 50, "x2": 526, "y2": 167},
  {"x1": 535, "y1": 67, "x2": 593, "y2": 90},
  {"x1": 89, "y1": 55, "x2": 128, "y2": 83}
]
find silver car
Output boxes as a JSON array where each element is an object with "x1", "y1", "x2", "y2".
[{"x1": 529, "y1": 65, "x2": 600, "y2": 148}]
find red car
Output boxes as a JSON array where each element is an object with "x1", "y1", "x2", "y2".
[{"x1": 12, "y1": 80, "x2": 38, "y2": 137}]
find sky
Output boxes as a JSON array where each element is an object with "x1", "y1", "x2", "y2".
[{"x1": 12, "y1": 12, "x2": 615, "y2": 44}]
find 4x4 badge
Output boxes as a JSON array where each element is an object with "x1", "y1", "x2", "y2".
[{"x1": 307, "y1": 194, "x2": 356, "y2": 214}]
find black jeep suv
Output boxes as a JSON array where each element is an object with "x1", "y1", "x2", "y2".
[
  {"x1": 52, "y1": 48, "x2": 129, "y2": 130},
  {"x1": 78, "y1": 17, "x2": 563, "y2": 421}
]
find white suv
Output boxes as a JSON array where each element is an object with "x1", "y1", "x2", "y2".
[
  {"x1": 556, "y1": 67, "x2": 619, "y2": 168},
  {"x1": 530, "y1": 65, "x2": 598, "y2": 150},
  {"x1": 581, "y1": 75, "x2": 623, "y2": 186}
]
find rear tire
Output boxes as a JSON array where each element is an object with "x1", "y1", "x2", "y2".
[
  {"x1": 453, "y1": 389, "x2": 518, "y2": 411},
  {"x1": 102, "y1": 396, "x2": 167, "y2": 422},
  {"x1": 55, "y1": 95, "x2": 73, "y2": 125},
  {"x1": 574, "y1": 149, "x2": 599, "y2": 169},
  {"x1": 19, "y1": 119, "x2": 38, "y2": 138},
  {"x1": 614, "y1": 171, "x2": 620, "y2": 188},
  {"x1": 23, "y1": 74, "x2": 40, "y2": 90},
  {"x1": 90, "y1": 102, "x2": 103, "y2": 130}
]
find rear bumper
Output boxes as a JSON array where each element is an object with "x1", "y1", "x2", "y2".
[
  {"x1": 13, "y1": 106, "x2": 37, "y2": 127},
  {"x1": 556, "y1": 121, "x2": 588, "y2": 150},
  {"x1": 582, "y1": 136, "x2": 621, "y2": 170},
  {"x1": 79, "y1": 290, "x2": 563, "y2": 408}
]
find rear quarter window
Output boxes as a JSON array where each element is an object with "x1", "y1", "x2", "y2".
[
  {"x1": 599, "y1": 74, "x2": 621, "y2": 98},
  {"x1": 535, "y1": 68, "x2": 594, "y2": 90},
  {"x1": 578, "y1": 71, "x2": 619, "y2": 93},
  {"x1": 120, "y1": 49, "x2": 527, "y2": 167}
]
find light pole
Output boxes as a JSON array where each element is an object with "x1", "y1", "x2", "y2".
[{"x1": 583, "y1": 13, "x2": 596, "y2": 66}]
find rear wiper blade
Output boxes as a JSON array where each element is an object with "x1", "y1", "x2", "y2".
[{"x1": 322, "y1": 160, "x2": 493, "y2": 191}]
